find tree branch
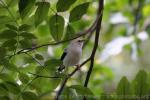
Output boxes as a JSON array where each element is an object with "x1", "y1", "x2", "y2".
[
  {"x1": 82, "y1": 29, "x2": 94, "y2": 48},
  {"x1": 0, "y1": 0, "x2": 18, "y2": 25},
  {"x1": 55, "y1": 58, "x2": 91, "y2": 100},
  {"x1": 132, "y1": 0, "x2": 144, "y2": 35},
  {"x1": 84, "y1": 0, "x2": 104, "y2": 87},
  {"x1": 24, "y1": 52, "x2": 45, "y2": 68},
  {"x1": 16, "y1": 13, "x2": 101, "y2": 54},
  {"x1": 55, "y1": 1, "x2": 104, "y2": 99},
  {"x1": 3, "y1": 10, "x2": 101, "y2": 66},
  {"x1": 28, "y1": 72, "x2": 61, "y2": 78},
  {"x1": 17, "y1": 76, "x2": 38, "y2": 100}
]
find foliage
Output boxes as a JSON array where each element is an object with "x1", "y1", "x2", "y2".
[
  {"x1": 100, "y1": 70, "x2": 150, "y2": 100},
  {"x1": 0, "y1": 0, "x2": 150, "y2": 100}
]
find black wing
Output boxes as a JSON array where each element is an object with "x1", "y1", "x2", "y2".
[{"x1": 60, "y1": 49, "x2": 67, "y2": 61}]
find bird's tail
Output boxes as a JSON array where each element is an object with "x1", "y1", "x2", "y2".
[{"x1": 57, "y1": 65, "x2": 65, "y2": 72}]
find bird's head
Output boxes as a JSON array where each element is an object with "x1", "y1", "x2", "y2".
[{"x1": 70, "y1": 38, "x2": 85, "y2": 48}]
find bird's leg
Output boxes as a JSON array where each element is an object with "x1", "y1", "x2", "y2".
[{"x1": 75, "y1": 65, "x2": 80, "y2": 70}]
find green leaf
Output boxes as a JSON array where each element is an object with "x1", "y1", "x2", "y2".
[
  {"x1": 70, "y1": 85, "x2": 93, "y2": 96},
  {"x1": 0, "y1": 73, "x2": 14, "y2": 82},
  {"x1": 49, "y1": 14, "x2": 65, "y2": 41},
  {"x1": 19, "y1": 73, "x2": 29, "y2": 84},
  {"x1": 0, "y1": 84, "x2": 8, "y2": 96},
  {"x1": 0, "y1": 16, "x2": 12, "y2": 25},
  {"x1": 56, "y1": 0, "x2": 76, "y2": 12},
  {"x1": 1, "y1": 59, "x2": 18, "y2": 72},
  {"x1": 0, "y1": 96, "x2": 10, "y2": 100},
  {"x1": 61, "y1": 87, "x2": 79, "y2": 100},
  {"x1": 18, "y1": 0, "x2": 36, "y2": 19},
  {"x1": 69, "y1": 2, "x2": 90, "y2": 22},
  {"x1": 7, "y1": 0, "x2": 18, "y2": 7},
  {"x1": 2, "y1": 39, "x2": 17, "y2": 47},
  {"x1": 100, "y1": 93, "x2": 111, "y2": 100},
  {"x1": 20, "y1": 32, "x2": 36, "y2": 39},
  {"x1": 19, "y1": 24, "x2": 32, "y2": 31},
  {"x1": 132, "y1": 70, "x2": 148, "y2": 96},
  {"x1": 5, "y1": 24, "x2": 18, "y2": 31},
  {"x1": 35, "y1": 54, "x2": 44, "y2": 60},
  {"x1": 116, "y1": 76, "x2": 131, "y2": 99},
  {"x1": 35, "y1": 2, "x2": 50, "y2": 26},
  {"x1": 0, "y1": 47, "x2": 6, "y2": 59},
  {"x1": 44, "y1": 59, "x2": 63, "y2": 71},
  {"x1": 19, "y1": 39, "x2": 32, "y2": 48},
  {"x1": 0, "y1": 30, "x2": 17, "y2": 39},
  {"x1": 22, "y1": 91, "x2": 38, "y2": 100},
  {"x1": 64, "y1": 24, "x2": 75, "y2": 40},
  {"x1": 4, "y1": 81, "x2": 20, "y2": 94}
]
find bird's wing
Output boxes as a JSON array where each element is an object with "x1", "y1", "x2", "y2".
[{"x1": 60, "y1": 48, "x2": 67, "y2": 61}]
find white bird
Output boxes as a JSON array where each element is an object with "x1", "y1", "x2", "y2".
[{"x1": 58, "y1": 38, "x2": 85, "y2": 72}]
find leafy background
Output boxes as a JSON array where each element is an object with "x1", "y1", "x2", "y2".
[{"x1": 0, "y1": 0, "x2": 150, "y2": 100}]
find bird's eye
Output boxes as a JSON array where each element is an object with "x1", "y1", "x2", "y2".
[{"x1": 78, "y1": 40, "x2": 81, "y2": 42}]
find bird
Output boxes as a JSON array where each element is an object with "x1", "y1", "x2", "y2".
[{"x1": 58, "y1": 38, "x2": 85, "y2": 72}]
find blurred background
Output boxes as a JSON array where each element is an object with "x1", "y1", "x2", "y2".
[{"x1": 81, "y1": 0, "x2": 150, "y2": 95}]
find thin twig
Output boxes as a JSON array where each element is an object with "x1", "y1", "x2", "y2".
[
  {"x1": 132, "y1": 0, "x2": 144, "y2": 35},
  {"x1": 28, "y1": 72, "x2": 61, "y2": 78},
  {"x1": 84, "y1": 0, "x2": 103, "y2": 88},
  {"x1": 0, "y1": 0, "x2": 18, "y2": 25},
  {"x1": 17, "y1": 76, "x2": 38, "y2": 100},
  {"x1": 2, "y1": 11, "x2": 101, "y2": 63},
  {"x1": 83, "y1": 31, "x2": 93, "y2": 48},
  {"x1": 24, "y1": 52, "x2": 45, "y2": 67},
  {"x1": 54, "y1": 1, "x2": 104, "y2": 99},
  {"x1": 55, "y1": 58, "x2": 91, "y2": 100},
  {"x1": 0, "y1": 1, "x2": 20, "y2": 76},
  {"x1": 131, "y1": 0, "x2": 144, "y2": 59},
  {"x1": 16, "y1": 13, "x2": 101, "y2": 54},
  {"x1": 83, "y1": 1, "x2": 103, "y2": 99},
  {"x1": 16, "y1": 52, "x2": 46, "y2": 100}
]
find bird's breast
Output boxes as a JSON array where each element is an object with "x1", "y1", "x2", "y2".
[{"x1": 63, "y1": 48, "x2": 82, "y2": 67}]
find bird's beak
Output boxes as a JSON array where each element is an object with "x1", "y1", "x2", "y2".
[{"x1": 80, "y1": 39, "x2": 86, "y2": 42}]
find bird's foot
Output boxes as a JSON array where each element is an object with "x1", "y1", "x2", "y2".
[{"x1": 76, "y1": 65, "x2": 80, "y2": 70}]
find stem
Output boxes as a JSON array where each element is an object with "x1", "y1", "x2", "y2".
[
  {"x1": 54, "y1": 1, "x2": 104, "y2": 99},
  {"x1": 16, "y1": 13, "x2": 100, "y2": 54},
  {"x1": 0, "y1": 0, "x2": 18, "y2": 25},
  {"x1": 28, "y1": 72, "x2": 61, "y2": 78},
  {"x1": 24, "y1": 52, "x2": 45, "y2": 68},
  {"x1": 55, "y1": 58, "x2": 91, "y2": 100},
  {"x1": 132, "y1": 0, "x2": 144, "y2": 35},
  {"x1": 84, "y1": 0, "x2": 103, "y2": 88}
]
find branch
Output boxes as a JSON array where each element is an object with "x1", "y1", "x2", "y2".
[
  {"x1": 24, "y1": 52, "x2": 45, "y2": 68},
  {"x1": 16, "y1": 13, "x2": 101, "y2": 54},
  {"x1": 17, "y1": 76, "x2": 38, "y2": 100},
  {"x1": 0, "y1": 0, "x2": 18, "y2": 25},
  {"x1": 28, "y1": 72, "x2": 61, "y2": 78},
  {"x1": 54, "y1": 1, "x2": 104, "y2": 99},
  {"x1": 55, "y1": 58, "x2": 91, "y2": 100},
  {"x1": 84, "y1": 0, "x2": 104, "y2": 87},
  {"x1": 3, "y1": 10, "x2": 101, "y2": 64},
  {"x1": 82, "y1": 29, "x2": 94, "y2": 48},
  {"x1": 132, "y1": 0, "x2": 144, "y2": 35},
  {"x1": 130, "y1": 0, "x2": 144, "y2": 59}
]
